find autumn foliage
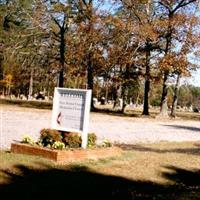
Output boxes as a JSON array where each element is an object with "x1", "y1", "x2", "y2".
[{"x1": 0, "y1": 0, "x2": 199, "y2": 117}]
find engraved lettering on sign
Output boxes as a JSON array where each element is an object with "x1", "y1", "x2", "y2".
[{"x1": 55, "y1": 91, "x2": 86, "y2": 131}]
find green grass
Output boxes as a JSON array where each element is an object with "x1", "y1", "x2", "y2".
[{"x1": 1, "y1": 142, "x2": 200, "y2": 199}]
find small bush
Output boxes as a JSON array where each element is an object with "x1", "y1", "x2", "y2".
[
  {"x1": 20, "y1": 130, "x2": 99, "y2": 150},
  {"x1": 21, "y1": 135, "x2": 35, "y2": 145},
  {"x1": 102, "y1": 139, "x2": 112, "y2": 147},
  {"x1": 52, "y1": 141, "x2": 65, "y2": 150},
  {"x1": 39, "y1": 129, "x2": 62, "y2": 147},
  {"x1": 36, "y1": 129, "x2": 98, "y2": 149},
  {"x1": 63, "y1": 132, "x2": 82, "y2": 148},
  {"x1": 87, "y1": 133, "x2": 97, "y2": 147}
]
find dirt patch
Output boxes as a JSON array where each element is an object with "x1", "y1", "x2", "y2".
[{"x1": 1, "y1": 104, "x2": 200, "y2": 150}]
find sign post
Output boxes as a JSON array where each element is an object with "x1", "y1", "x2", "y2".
[{"x1": 51, "y1": 88, "x2": 92, "y2": 149}]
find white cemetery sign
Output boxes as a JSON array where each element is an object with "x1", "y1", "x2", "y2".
[{"x1": 51, "y1": 87, "x2": 92, "y2": 149}]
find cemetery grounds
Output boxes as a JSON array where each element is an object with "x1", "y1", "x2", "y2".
[{"x1": 0, "y1": 103, "x2": 200, "y2": 199}]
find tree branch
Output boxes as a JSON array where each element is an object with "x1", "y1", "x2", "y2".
[
  {"x1": 52, "y1": 16, "x2": 62, "y2": 29},
  {"x1": 173, "y1": 0, "x2": 196, "y2": 14}
]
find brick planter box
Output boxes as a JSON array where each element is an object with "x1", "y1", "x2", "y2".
[{"x1": 11, "y1": 143, "x2": 122, "y2": 163}]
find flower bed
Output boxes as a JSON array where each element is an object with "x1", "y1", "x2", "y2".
[
  {"x1": 11, "y1": 128, "x2": 122, "y2": 162},
  {"x1": 11, "y1": 143, "x2": 122, "y2": 163}
]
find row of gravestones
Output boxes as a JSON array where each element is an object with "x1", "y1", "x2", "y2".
[
  {"x1": 93, "y1": 97, "x2": 142, "y2": 108},
  {"x1": 93, "y1": 97, "x2": 122, "y2": 106},
  {"x1": 92, "y1": 97, "x2": 199, "y2": 113}
]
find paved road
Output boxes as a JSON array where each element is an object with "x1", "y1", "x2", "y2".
[{"x1": 1, "y1": 104, "x2": 200, "y2": 150}]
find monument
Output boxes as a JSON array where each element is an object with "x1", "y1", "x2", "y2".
[{"x1": 51, "y1": 87, "x2": 92, "y2": 149}]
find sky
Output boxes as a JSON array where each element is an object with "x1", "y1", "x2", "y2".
[{"x1": 183, "y1": 69, "x2": 200, "y2": 87}]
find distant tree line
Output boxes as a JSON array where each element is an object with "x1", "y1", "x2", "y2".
[{"x1": 0, "y1": 0, "x2": 200, "y2": 117}]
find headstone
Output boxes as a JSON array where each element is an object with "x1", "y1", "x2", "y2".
[
  {"x1": 100, "y1": 96, "x2": 106, "y2": 105},
  {"x1": 51, "y1": 87, "x2": 92, "y2": 149}
]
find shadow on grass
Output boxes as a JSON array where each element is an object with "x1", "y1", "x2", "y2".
[
  {"x1": 162, "y1": 125, "x2": 200, "y2": 132},
  {"x1": 94, "y1": 107, "x2": 200, "y2": 121},
  {"x1": 0, "y1": 163, "x2": 200, "y2": 200},
  {"x1": 0, "y1": 98, "x2": 52, "y2": 110},
  {"x1": 117, "y1": 143, "x2": 200, "y2": 156},
  {"x1": 176, "y1": 112, "x2": 200, "y2": 121},
  {"x1": 92, "y1": 107, "x2": 155, "y2": 118}
]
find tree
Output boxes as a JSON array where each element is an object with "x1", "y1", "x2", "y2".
[
  {"x1": 68, "y1": 0, "x2": 108, "y2": 109},
  {"x1": 157, "y1": 0, "x2": 198, "y2": 117},
  {"x1": 46, "y1": 0, "x2": 76, "y2": 88},
  {"x1": 0, "y1": 0, "x2": 54, "y2": 97},
  {"x1": 170, "y1": 3, "x2": 200, "y2": 117},
  {"x1": 105, "y1": 0, "x2": 150, "y2": 112}
]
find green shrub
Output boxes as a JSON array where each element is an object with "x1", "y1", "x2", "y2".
[
  {"x1": 39, "y1": 129, "x2": 62, "y2": 147},
  {"x1": 37, "y1": 129, "x2": 98, "y2": 149},
  {"x1": 52, "y1": 141, "x2": 65, "y2": 150},
  {"x1": 21, "y1": 135, "x2": 35, "y2": 145},
  {"x1": 102, "y1": 139, "x2": 112, "y2": 147},
  {"x1": 63, "y1": 132, "x2": 82, "y2": 148},
  {"x1": 87, "y1": 133, "x2": 97, "y2": 147}
]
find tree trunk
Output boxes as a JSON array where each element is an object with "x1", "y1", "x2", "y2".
[
  {"x1": 113, "y1": 85, "x2": 121, "y2": 109},
  {"x1": 142, "y1": 49, "x2": 150, "y2": 115},
  {"x1": 58, "y1": 28, "x2": 65, "y2": 88},
  {"x1": 142, "y1": 1, "x2": 152, "y2": 115},
  {"x1": 2, "y1": 88, "x2": 5, "y2": 97},
  {"x1": 135, "y1": 92, "x2": 139, "y2": 107},
  {"x1": 159, "y1": 72, "x2": 169, "y2": 117},
  {"x1": 105, "y1": 78, "x2": 109, "y2": 103},
  {"x1": 158, "y1": 9, "x2": 173, "y2": 118},
  {"x1": 143, "y1": 78, "x2": 150, "y2": 115},
  {"x1": 121, "y1": 86, "x2": 128, "y2": 113},
  {"x1": 87, "y1": 53, "x2": 95, "y2": 110},
  {"x1": 28, "y1": 69, "x2": 33, "y2": 100},
  {"x1": 7, "y1": 86, "x2": 11, "y2": 96},
  {"x1": 96, "y1": 81, "x2": 99, "y2": 99},
  {"x1": 170, "y1": 73, "x2": 181, "y2": 118},
  {"x1": 58, "y1": 69, "x2": 64, "y2": 88},
  {"x1": 46, "y1": 74, "x2": 50, "y2": 98}
]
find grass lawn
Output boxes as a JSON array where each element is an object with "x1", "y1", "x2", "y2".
[{"x1": 0, "y1": 141, "x2": 200, "y2": 200}]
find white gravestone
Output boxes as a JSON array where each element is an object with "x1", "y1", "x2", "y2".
[{"x1": 51, "y1": 88, "x2": 92, "y2": 149}]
